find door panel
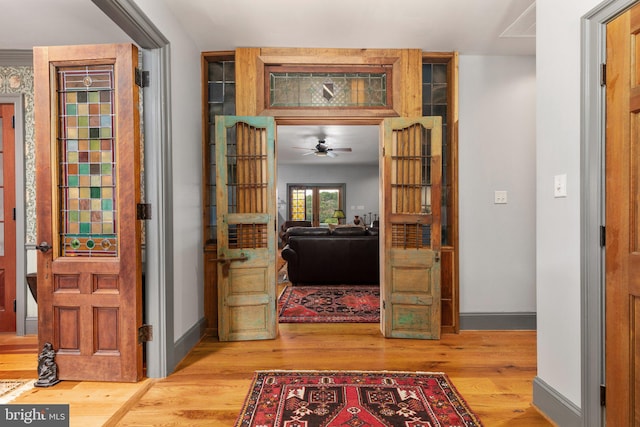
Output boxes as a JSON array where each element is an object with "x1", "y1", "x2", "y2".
[
  {"x1": 0, "y1": 104, "x2": 16, "y2": 332},
  {"x1": 34, "y1": 44, "x2": 143, "y2": 382},
  {"x1": 216, "y1": 116, "x2": 277, "y2": 341},
  {"x1": 606, "y1": 5, "x2": 640, "y2": 424},
  {"x1": 381, "y1": 117, "x2": 442, "y2": 339}
]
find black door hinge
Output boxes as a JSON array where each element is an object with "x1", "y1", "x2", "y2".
[
  {"x1": 600, "y1": 225, "x2": 606, "y2": 247},
  {"x1": 135, "y1": 68, "x2": 149, "y2": 88},
  {"x1": 138, "y1": 324, "x2": 153, "y2": 343},
  {"x1": 137, "y1": 203, "x2": 152, "y2": 220},
  {"x1": 12, "y1": 208, "x2": 15, "y2": 221},
  {"x1": 11, "y1": 115, "x2": 15, "y2": 129},
  {"x1": 13, "y1": 299, "x2": 16, "y2": 313},
  {"x1": 601, "y1": 63, "x2": 607, "y2": 87},
  {"x1": 600, "y1": 384, "x2": 606, "y2": 406}
]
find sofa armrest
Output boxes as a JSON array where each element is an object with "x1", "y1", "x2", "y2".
[{"x1": 281, "y1": 244, "x2": 298, "y2": 264}]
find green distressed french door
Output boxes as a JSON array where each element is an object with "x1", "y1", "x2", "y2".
[
  {"x1": 381, "y1": 117, "x2": 442, "y2": 339},
  {"x1": 215, "y1": 116, "x2": 277, "y2": 341}
]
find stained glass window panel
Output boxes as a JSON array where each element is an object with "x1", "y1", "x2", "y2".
[
  {"x1": 58, "y1": 65, "x2": 117, "y2": 256},
  {"x1": 269, "y1": 71, "x2": 388, "y2": 108}
]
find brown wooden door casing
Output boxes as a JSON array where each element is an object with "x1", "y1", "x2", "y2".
[
  {"x1": 605, "y1": 5, "x2": 640, "y2": 424},
  {"x1": 203, "y1": 48, "x2": 460, "y2": 336},
  {"x1": 34, "y1": 44, "x2": 143, "y2": 382},
  {"x1": 0, "y1": 104, "x2": 16, "y2": 332}
]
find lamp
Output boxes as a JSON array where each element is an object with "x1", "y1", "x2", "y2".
[{"x1": 332, "y1": 209, "x2": 345, "y2": 224}]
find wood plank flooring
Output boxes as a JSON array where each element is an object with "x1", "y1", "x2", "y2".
[{"x1": 1, "y1": 327, "x2": 555, "y2": 426}]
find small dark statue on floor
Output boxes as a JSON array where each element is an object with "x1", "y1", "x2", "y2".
[{"x1": 35, "y1": 342, "x2": 61, "y2": 387}]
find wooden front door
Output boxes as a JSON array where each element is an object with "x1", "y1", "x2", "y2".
[
  {"x1": 215, "y1": 116, "x2": 277, "y2": 341},
  {"x1": 34, "y1": 44, "x2": 143, "y2": 382},
  {"x1": 381, "y1": 117, "x2": 442, "y2": 339},
  {"x1": 0, "y1": 104, "x2": 16, "y2": 332},
  {"x1": 606, "y1": 3, "x2": 640, "y2": 423}
]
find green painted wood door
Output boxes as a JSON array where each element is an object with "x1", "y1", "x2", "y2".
[
  {"x1": 381, "y1": 117, "x2": 442, "y2": 339},
  {"x1": 215, "y1": 116, "x2": 277, "y2": 341}
]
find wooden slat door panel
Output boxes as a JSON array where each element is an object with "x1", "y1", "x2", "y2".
[
  {"x1": 381, "y1": 117, "x2": 442, "y2": 339},
  {"x1": 606, "y1": 4, "x2": 640, "y2": 423},
  {"x1": 34, "y1": 44, "x2": 143, "y2": 382},
  {"x1": 215, "y1": 116, "x2": 277, "y2": 341}
]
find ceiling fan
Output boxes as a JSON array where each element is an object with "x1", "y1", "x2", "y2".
[{"x1": 293, "y1": 139, "x2": 352, "y2": 158}]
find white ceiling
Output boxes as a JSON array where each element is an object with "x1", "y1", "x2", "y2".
[
  {"x1": 0, "y1": 0, "x2": 535, "y2": 166},
  {"x1": 0, "y1": 0, "x2": 536, "y2": 54},
  {"x1": 162, "y1": 0, "x2": 536, "y2": 55},
  {"x1": 278, "y1": 125, "x2": 380, "y2": 166}
]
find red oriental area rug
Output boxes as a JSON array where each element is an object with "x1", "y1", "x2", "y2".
[
  {"x1": 278, "y1": 285, "x2": 380, "y2": 323},
  {"x1": 234, "y1": 370, "x2": 483, "y2": 427}
]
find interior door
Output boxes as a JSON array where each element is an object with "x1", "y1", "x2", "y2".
[
  {"x1": 215, "y1": 116, "x2": 277, "y2": 341},
  {"x1": 605, "y1": 5, "x2": 640, "y2": 424},
  {"x1": 381, "y1": 117, "x2": 442, "y2": 339},
  {"x1": 34, "y1": 44, "x2": 143, "y2": 382},
  {"x1": 0, "y1": 104, "x2": 16, "y2": 332}
]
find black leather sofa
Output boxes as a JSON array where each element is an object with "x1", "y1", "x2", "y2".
[
  {"x1": 281, "y1": 226, "x2": 379, "y2": 285},
  {"x1": 279, "y1": 220, "x2": 312, "y2": 247}
]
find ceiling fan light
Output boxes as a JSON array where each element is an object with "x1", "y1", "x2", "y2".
[{"x1": 314, "y1": 151, "x2": 328, "y2": 157}]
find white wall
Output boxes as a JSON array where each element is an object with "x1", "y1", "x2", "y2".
[
  {"x1": 277, "y1": 164, "x2": 379, "y2": 226},
  {"x1": 458, "y1": 55, "x2": 537, "y2": 313},
  {"x1": 536, "y1": 0, "x2": 603, "y2": 408},
  {"x1": 133, "y1": 0, "x2": 204, "y2": 341}
]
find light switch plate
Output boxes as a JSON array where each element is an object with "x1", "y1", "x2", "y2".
[{"x1": 554, "y1": 174, "x2": 567, "y2": 198}]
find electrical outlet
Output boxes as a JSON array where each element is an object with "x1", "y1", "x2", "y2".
[{"x1": 494, "y1": 190, "x2": 508, "y2": 204}]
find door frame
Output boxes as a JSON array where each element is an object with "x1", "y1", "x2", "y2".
[
  {"x1": 579, "y1": 0, "x2": 638, "y2": 424},
  {"x1": 92, "y1": 0, "x2": 173, "y2": 377},
  {"x1": 0, "y1": 95, "x2": 26, "y2": 336}
]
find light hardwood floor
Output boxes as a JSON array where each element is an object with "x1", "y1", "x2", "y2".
[{"x1": 1, "y1": 327, "x2": 555, "y2": 426}]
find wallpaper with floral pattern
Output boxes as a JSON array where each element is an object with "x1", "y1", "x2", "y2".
[{"x1": 0, "y1": 66, "x2": 36, "y2": 244}]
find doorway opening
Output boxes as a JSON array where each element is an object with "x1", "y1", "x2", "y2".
[
  {"x1": 201, "y1": 49, "x2": 460, "y2": 338},
  {"x1": 276, "y1": 124, "x2": 381, "y2": 324}
]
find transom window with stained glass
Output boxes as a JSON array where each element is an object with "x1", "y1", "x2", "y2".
[{"x1": 267, "y1": 66, "x2": 391, "y2": 108}]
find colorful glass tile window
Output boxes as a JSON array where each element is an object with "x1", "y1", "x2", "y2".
[{"x1": 58, "y1": 65, "x2": 117, "y2": 256}]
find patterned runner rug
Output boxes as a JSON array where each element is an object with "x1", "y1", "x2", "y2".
[
  {"x1": 0, "y1": 379, "x2": 35, "y2": 403},
  {"x1": 235, "y1": 370, "x2": 483, "y2": 427},
  {"x1": 278, "y1": 285, "x2": 380, "y2": 323}
]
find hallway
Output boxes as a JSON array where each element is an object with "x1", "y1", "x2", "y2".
[{"x1": 3, "y1": 327, "x2": 553, "y2": 426}]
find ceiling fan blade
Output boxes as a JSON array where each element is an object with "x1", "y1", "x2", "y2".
[
  {"x1": 327, "y1": 151, "x2": 337, "y2": 158},
  {"x1": 292, "y1": 147, "x2": 314, "y2": 151},
  {"x1": 302, "y1": 151, "x2": 316, "y2": 156},
  {"x1": 330, "y1": 147, "x2": 352, "y2": 152}
]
